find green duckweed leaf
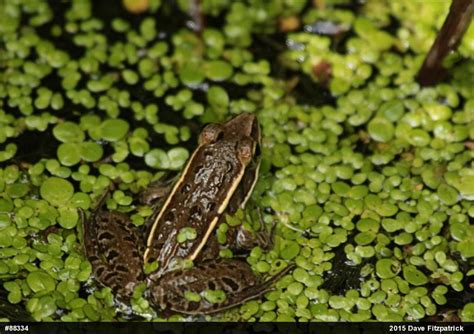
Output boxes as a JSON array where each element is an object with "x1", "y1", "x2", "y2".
[
  {"x1": 100, "y1": 119, "x2": 129, "y2": 142},
  {"x1": 26, "y1": 271, "x2": 56, "y2": 294},
  {"x1": 53, "y1": 122, "x2": 85, "y2": 143},
  {"x1": 403, "y1": 265, "x2": 428, "y2": 286},
  {"x1": 40, "y1": 177, "x2": 74, "y2": 207}
]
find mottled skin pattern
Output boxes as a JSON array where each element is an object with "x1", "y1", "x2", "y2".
[
  {"x1": 83, "y1": 209, "x2": 144, "y2": 299},
  {"x1": 83, "y1": 113, "x2": 294, "y2": 314},
  {"x1": 145, "y1": 139, "x2": 251, "y2": 277},
  {"x1": 151, "y1": 259, "x2": 294, "y2": 315}
]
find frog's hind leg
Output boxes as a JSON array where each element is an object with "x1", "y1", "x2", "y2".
[
  {"x1": 199, "y1": 261, "x2": 295, "y2": 315},
  {"x1": 151, "y1": 259, "x2": 294, "y2": 315},
  {"x1": 81, "y1": 200, "x2": 144, "y2": 301}
]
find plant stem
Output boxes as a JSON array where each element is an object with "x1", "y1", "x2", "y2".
[{"x1": 416, "y1": 0, "x2": 474, "y2": 86}]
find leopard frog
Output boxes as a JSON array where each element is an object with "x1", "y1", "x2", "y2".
[{"x1": 82, "y1": 113, "x2": 293, "y2": 315}]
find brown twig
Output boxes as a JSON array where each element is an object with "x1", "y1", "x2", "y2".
[{"x1": 416, "y1": 0, "x2": 474, "y2": 86}]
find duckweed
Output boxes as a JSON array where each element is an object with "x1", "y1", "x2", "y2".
[
  {"x1": 53, "y1": 122, "x2": 85, "y2": 143},
  {"x1": 403, "y1": 265, "x2": 429, "y2": 286},
  {"x1": 367, "y1": 118, "x2": 394, "y2": 143},
  {"x1": 203, "y1": 289, "x2": 226, "y2": 304},
  {"x1": 40, "y1": 177, "x2": 74, "y2": 207},
  {"x1": 177, "y1": 227, "x2": 197, "y2": 243},
  {"x1": 26, "y1": 271, "x2": 56, "y2": 294},
  {"x1": 99, "y1": 119, "x2": 130, "y2": 142}
]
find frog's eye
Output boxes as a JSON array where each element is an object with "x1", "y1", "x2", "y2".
[
  {"x1": 199, "y1": 124, "x2": 224, "y2": 144},
  {"x1": 236, "y1": 137, "x2": 255, "y2": 165}
]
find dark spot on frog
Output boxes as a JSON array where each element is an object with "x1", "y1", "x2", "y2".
[
  {"x1": 208, "y1": 281, "x2": 216, "y2": 290},
  {"x1": 186, "y1": 302, "x2": 199, "y2": 312},
  {"x1": 190, "y1": 205, "x2": 202, "y2": 218},
  {"x1": 206, "y1": 202, "x2": 216, "y2": 212},
  {"x1": 96, "y1": 266, "x2": 105, "y2": 277},
  {"x1": 99, "y1": 231, "x2": 114, "y2": 240},
  {"x1": 116, "y1": 265, "x2": 128, "y2": 273},
  {"x1": 124, "y1": 236, "x2": 134, "y2": 243},
  {"x1": 225, "y1": 161, "x2": 233, "y2": 173},
  {"x1": 222, "y1": 277, "x2": 240, "y2": 292},
  {"x1": 194, "y1": 165, "x2": 203, "y2": 174},
  {"x1": 207, "y1": 262, "x2": 217, "y2": 269},
  {"x1": 106, "y1": 249, "x2": 119, "y2": 261},
  {"x1": 164, "y1": 212, "x2": 174, "y2": 222},
  {"x1": 181, "y1": 183, "x2": 191, "y2": 194},
  {"x1": 104, "y1": 272, "x2": 116, "y2": 283},
  {"x1": 229, "y1": 263, "x2": 240, "y2": 272}
]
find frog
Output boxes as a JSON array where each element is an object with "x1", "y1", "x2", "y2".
[{"x1": 82, "y1": 113, "x2": 293, "y2": 315}]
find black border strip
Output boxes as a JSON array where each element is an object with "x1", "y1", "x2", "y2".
[{"x1": 0, "y1": 322, "x2": 472, "y2": 334}]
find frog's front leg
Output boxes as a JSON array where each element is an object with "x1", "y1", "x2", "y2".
[
  {"x1": 225, "y1": 211, "x2": 274, "y2": 252},
  {"x1": 149, "y1": 259, "x2": 293, "y2": 315},
  {"x1": 82, "y1": 208, "x2": 144, "y2": 301}
]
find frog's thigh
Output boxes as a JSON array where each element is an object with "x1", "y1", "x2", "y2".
[
  {"x1": 152, "y1": 259, "x2": 290, "y2": 315},
  {"x1": 84, "y1": 210, "x2": 144, "y2": 300},
  {"x1": 138, "y1": 174, "x2": 176, "y2": 206}
]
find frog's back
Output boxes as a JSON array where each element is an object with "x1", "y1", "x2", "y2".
[{"x1": 144, "y1": 139, "x2": 248, "y2": 274}]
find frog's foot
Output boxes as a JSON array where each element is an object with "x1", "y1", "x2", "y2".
[
  {"x1": 150, "y1": 259, "x2": 294, "y2": 315},
  {"x1": 81, "y1": 205, "x2": 144, "y2": 301},
  {"x1": 227, "y1": 211, "x2": 275, "y2": 252},
  {"x1": 195, "y1": 234, "x2": 220, "y2": 262},
  {"x1": 254, "y1": 212, "x2": 276, "y2": 251}
]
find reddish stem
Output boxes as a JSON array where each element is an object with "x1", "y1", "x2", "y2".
[{"x1": 416, "y1": 0, "x2": 474, "y2": 86}]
